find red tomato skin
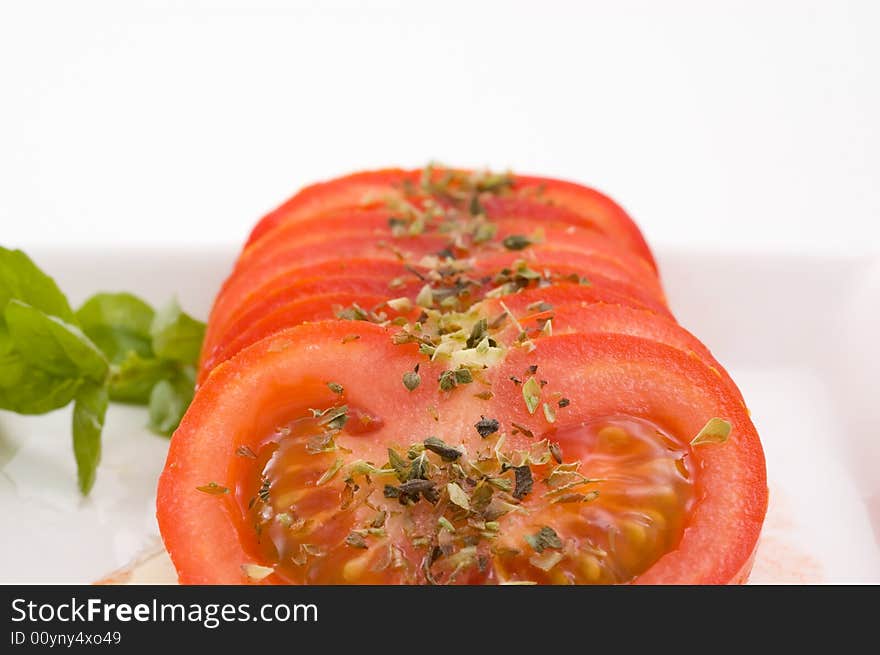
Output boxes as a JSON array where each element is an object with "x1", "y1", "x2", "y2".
[{"x1": 246, "y1": 169, "x2": 415, "y2": 246}]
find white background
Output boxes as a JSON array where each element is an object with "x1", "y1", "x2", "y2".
[
  {"x1": 1, "y1": 0, "x2": 879, "y2": 255},
  {"x1": 1, "y1": 1, "x2": 880, "y2": 584}
]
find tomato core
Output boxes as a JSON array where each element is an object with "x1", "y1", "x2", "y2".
[{"x1": 230, "y1": 401, "x2": 695, "y2": 584}]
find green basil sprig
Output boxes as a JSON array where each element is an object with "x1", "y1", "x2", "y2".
[{"x1": 0, "y1": 247, "x2": 205, "y2": 494}]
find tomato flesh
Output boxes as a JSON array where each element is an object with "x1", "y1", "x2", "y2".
[{"x1": 233, "y1": 410, "x2": 695, "y2": 584}]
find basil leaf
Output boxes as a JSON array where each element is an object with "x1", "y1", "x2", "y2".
[
  {"x1": 0, "y1": 322, "x2": 13, "y2": 356},
  {"x1": 0, "y1": 347, "x2": 83, "y2": 414},
  {"x1": 109, "y1": 351, "x2": 175, "y2": 404},
  {"x1": 4, "y1": 300, "x2": 108, "y2": 383},
  {"x1": 72, "y1": 382, "x2": 109, "y2": 494},
  {"x1": 76, "y1": 292, "x2": 155, "y2": 362},
  {"x1": 148, "y1": 367, "x2": 195, "y2": 436},
  {"x1": 150, "y1": 299, "x2": 205, "y2": 364},
  {"x1": 0, "y1": 247, "x2": 75, "y2": 323}
]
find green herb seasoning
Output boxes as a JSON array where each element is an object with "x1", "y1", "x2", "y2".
[
  {"x1": 473, "y1": 222, "x2": 498, "y2": 243},
  {"x1": 439, "y1": 367, "x2": 473, "y2": 392},
  {"x1": 423, "y1": 436, "x2": 462, "y2": 462},
  {"x1": 257, "y1": 476, "x2": 271, "y2": 503},
  {"x1": 236, "y1": 445, "x2": 257, "y2": 459},
  {"x1": 315, "y1": 458, "x2": 344, "y2": 486},
  {"x1": 510, "y1": 465, "x2": 534, "y2": 499},
  {"x1": 335, "y1": 303, "x2": 370, "y2": 321},
  {"x1": 402, "y1": 364, "x2": 421, "y2": 391},
  {"x1": 466, "y1": 318, "x2": 489, "y2": 348},
  {"x1": 522, "y1": 376, "x2": 541, "y2": 414},
  {"x1": 474, "y1": 416, "x2": 500, "y2": 438},
  {"x1": 446, "y1": 482, "x2": 470, "y2": 510},
  {"x1": 525, "y1": 526, "x2": 563, "y2": 553},
  {"x1": 454, "y1": 367, "x2": 473, "y2": 384},
  {"x1": 196, "y1": 482, "x2": 229, "y2": 495},
  {"x1": 549, "y1": 442, "x2": 563, "y2": 464},
  {"x1": 318, "y1": 405, "x2": 349, "y2": 431},
  {"x1": 691, "y1": 417, "x2": 731, "y2": 446},
  {"x1": 345, "y1": 532, "x2": 369, "y2": 549},
  {"x1": 510, "y1": 422, "x2": 535, "y2": 438},
  {"x1": 502, "y1": 235, "x2": 532, "y2": 251},
  {"x1": 439, "y1": 370, "x2": 457, "y2": 392}
]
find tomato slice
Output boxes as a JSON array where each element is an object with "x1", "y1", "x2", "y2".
[
  {"x1": 161, "y1": 322, "x2": 446, "y2": 583},
  {"x1": 202, "y1": 259, "x2": 418, "y2": 368},
  {"x1": 235, "y1": 212, "x2": 392, "y2": 273},
  {"x1": 159, "y1": 321, "x2": 766, "y2": 585},
  {"x1": 199, "y1": 292, "x2": 413, "y2": 383},
  {"x1": 250, "y1": 185, "x2": 611, "y2": 251},
  {"x1": 482, "y1": 195, "x2": 606, "y2": 234},
  {"x1": 211, "y1": 235, "x2": 443, "y2": 326},
  {"x1": 245, "y1": 168, "x2": 655, "y2": 271},
  {"x1": 490, "y1": 300, "x2": 744, "y2": 403},
  {"x1": 482, "y1": 283, "x2": 672, "y2": 319},
  {"x1": 474, "y1": 248, "x2": 665, "y2": 302},
  {"x1": 510, "y1": 175, "x2": 656, "y2": 272},
  {"x1": 472, "y1": 258, "x2": 668, "y2": 317},
  {"x1": 479, "y1": 240, "x2": 663, "y2": 302},
  {"x1": 233, "y1": 207, "x2": 435, "y2": 278},
  {"x1": 246, "y1": 169, "x2": 416, "y2": 246},
  {"x1": 491, "y1": 219, "x2": 657, "y2": 280}
]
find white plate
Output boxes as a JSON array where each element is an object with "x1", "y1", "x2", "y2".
[{"x1": 1, "y1": 246, "x2": 879, "y2": 583}]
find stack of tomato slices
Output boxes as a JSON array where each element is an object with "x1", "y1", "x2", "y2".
[{"x1": 157, "y1": 166, "x2": 767, "y2": 585}]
